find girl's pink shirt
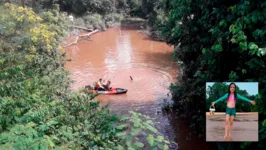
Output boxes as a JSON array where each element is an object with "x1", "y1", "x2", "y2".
[{"x1": 228, "y1": 93, "x2": 235, "y2": 107}]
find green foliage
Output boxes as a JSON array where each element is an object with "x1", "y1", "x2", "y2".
[
  {"x1": 155, "y1": 0, "x2": 266, "y2": 149},
  {"x1": 104, "y1": 13, "x2": 124, "y2": 27},
  {"x1": 116, "y1": 111, "x2": 170, "y2": 150},
  {"x1": 48, "y1": 0, "x2": 117, "y2": 15},
  {"x1": 82, "y1": 13, "x2": 106, "y2": 30},
  {"x1": 0, "y1": 4, "x2": 121, "y2": 149},
  {"x1": 143, "y1": 0, "x2": 170, "y2": 41},
  {"x1": 0, "y1": 3, "x2": 171, "y2": 149},
  {"x1": 72, "y1": 12, "x2": 124, "y2": 30}
]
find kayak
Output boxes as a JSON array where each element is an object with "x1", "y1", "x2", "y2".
[
  {"x1": 89, "y1": 88, "x2": 128, "y2": 94},
  {"x1": 85, "y1": 85, "x2": 127, "y2": 94}
]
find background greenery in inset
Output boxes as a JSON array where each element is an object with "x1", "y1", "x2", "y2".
[{"x1": 206, "y1": 82, "x2": 258, "y2": 112}]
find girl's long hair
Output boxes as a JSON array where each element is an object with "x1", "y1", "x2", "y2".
[{"x1": 227, "y1": 82, "x2": 237, "y2": 102}]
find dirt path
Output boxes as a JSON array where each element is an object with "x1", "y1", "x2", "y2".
[{"x1": 206, "y1": 112, "x2": 258, "y2": 142}]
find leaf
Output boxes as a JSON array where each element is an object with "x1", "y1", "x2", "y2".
[
  {"x1": 116, "y1": 124, "x2": 127, "y2": 130},
  {"x1": 219, "y1": 20, "x2": 227, "y2": 27},
  {"x1": 251, "y1": 13, "x2": 258, "y2": 23},
  {"x1": 120, "y1": 117, "x2": 129, "y2": 121},
  {"x1": 115, "y1": 145, "x2": 124, "y2": 150},
  {"x1": 242, "y1": 69, "x2": 247, "y2": 74},
  {"x1": 231, "y1": 38, "x2": 236, "y2": 43},
  {"x1": 229, "y1": 25, "x2": 236, "y2": 33},
  {"x1": 156, "y1": 136, "x2": 164, "y2": 142},
  {"x1": 164, "y1": 140, "x2": 170, "y2": 144},
  {"x1": 229, "y1": 71, "x2": 238, "y2": 81},
  {"x1": 39, "y1": 125, "x2": 49, "y2": 132},
  {"x1": 63, "y1": 131, "x2": 74, "y2": 139},
  {"x1": 147, "y1": 134, "x2": 154, "y2": 146},
  {"x1": 263, "y1": 119, "x2": 266, "y2": 126},
  {"x1": 146, "y1": 120, "x2": 154, "y2": 125},
  {"x1": 126, "y1": 135, "x2": 133, "y2": 147},
  {"x1": 231, "y1": 5, "x2": 237, "y2": 13},
  {"x1": 257, "y1": 48, "x2": 266, "y2": 56},
  {"x1": 249, "y1": 42, "x2": 258, "y2": 50},
  {"x1": 55, "y1": 146, "x2": 63, "y2": 150},
  {"x1": 239, "y1": 42, "x2": 247, "y2": 50},
  {"x1": 82, "y1": 131, "x2": 89, "y2": 135},
  {"x1": 146, "y1": 124, "x2": 158, "y2": 133},
  {"x1": 211, "y1": 44, "x2": 222, "y2": 52},
  {"x1": 133, "y1": 118, "x2": 142, "y2": 127},
  {"x1": 244, "y1": 17, "x2": 250, "y2": 24},
  {"x1": 51, "y1": 135, "x2": 59, "y2": 141},
  {"x1": 26, "y1": 122, "x2": 36, "y2": 128},
  {"x1": 163, "y1": 144, "x2": 169, "y2": 150},
  {"x1": 133, "y1": 142, "x2": 144, "y2": 148},
  {"x1": 202, "y1": 48, "x2": 206, "y2": 54},
  {"x1": 116, "y1": 131, "x2": 127, "y2": 137},
  {"x1": 130, "y1": 128, "x2": 142, "y2": 136},
  {"x1": 47, "y1": 120, "x2": 58, "y2": 126},
  {"x1": 158, "y1": 144, "x2": 164, "y2": 149},
  {"x1": 40, "y1": 143, "x2": 48, "y2": 150},
  {"x1": 46, "y1": 136, "x2": 55, "y2": 148}
]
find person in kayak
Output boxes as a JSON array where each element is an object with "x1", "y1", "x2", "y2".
[
  {"x1": 94, "y1": 78, "x2": 105, "y2": 91},
  {"x1": 103, "y1": 80, "x2": 112, "y2": 91},
  {"x1": 211, "y1": 82, "x2": 256, "y2": 140}
]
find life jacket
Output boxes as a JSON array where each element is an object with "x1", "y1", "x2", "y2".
[
  {"x1": 95, "y1": 81, "x2": 104, "y2": 89},
  {"x1": 94, "y1": 82, "x2": 100, "y2": 89}
]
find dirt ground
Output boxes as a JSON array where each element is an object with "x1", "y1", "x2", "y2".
[{"x1": 206, "y1": 112, "x2": 258, "y2": 142}]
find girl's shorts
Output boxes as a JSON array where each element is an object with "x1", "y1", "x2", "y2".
[{"x1": 225, "y1": 107, "x2": 236, "y2": 117}]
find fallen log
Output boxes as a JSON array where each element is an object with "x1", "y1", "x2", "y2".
[{"x1": 62, "y1": 29, "x2": 100, "y2": 48}]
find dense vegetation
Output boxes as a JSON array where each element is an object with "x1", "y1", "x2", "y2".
[
  {"x1": 1, "y1": 0, "x2": 156, "y2": 30},
  {"x1": 154, "y1": 0, "x2": 266, "y2": 149},
  {"x1": 0, "y1": 3, "x2": 171, "y2": 150},
  {"x1": 2, "y1": 0, "x2": 266, "y2": 149},
  {"x1": 206, "y1": 83, "x2": 258, "y2": 112}
]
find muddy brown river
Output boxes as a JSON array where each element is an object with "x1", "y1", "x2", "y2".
[{"x1": 64, "y1": 27, "x2": 210, "y2": 150}]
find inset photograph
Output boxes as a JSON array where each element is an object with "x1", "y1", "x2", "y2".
[{"x1": 206, "y1": 82, "x2": 258, "y2": 142}]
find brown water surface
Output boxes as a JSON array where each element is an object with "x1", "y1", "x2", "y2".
[
  {"x1": 64, "y1": 27, "x2": 209, "y2": 150},
  {"x1": 65, "y1": 27, "x2": 176, "y2": 112}
]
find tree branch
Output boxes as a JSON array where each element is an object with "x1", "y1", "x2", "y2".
[{"x1": 62, "y1": 29, "x2": 100, "y2": 48}]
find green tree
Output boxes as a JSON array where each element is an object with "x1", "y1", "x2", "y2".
[
  {"x1": 0, "y1": 3, "x2": 171, "y2": 149},
  {"x1": 158, "y1": 0, "x2": 266, "y2": 149}
]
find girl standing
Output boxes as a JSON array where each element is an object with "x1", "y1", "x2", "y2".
[{"x1": 211, "y1": 83, "x2": 256, "y2": 140}]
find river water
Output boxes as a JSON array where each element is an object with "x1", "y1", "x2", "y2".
[{"x1": 64, "y1": 27, "x2": 210, "y2": 150}]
